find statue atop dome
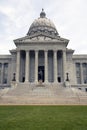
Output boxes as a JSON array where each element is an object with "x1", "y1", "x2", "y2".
[{"x1": 40, "y1": 8, "x2": 46, "y2": 18}]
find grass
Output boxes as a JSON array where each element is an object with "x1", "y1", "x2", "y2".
[{"x1": 0, "y1": 105, "x2": 87, "y2": 130}]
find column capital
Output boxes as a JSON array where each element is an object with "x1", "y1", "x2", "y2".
[
  {"x1": 26, "y1": 50, "x2": 29, "y2": 52},
  {"x1": 44, "y1": 49, "x2": 48, "y2": 52},
  {"x1": 35, "y1": 50, "x2": 39, "y2": 52},
  {"x1": 53, "y1": 50, "x2": 57, "y2": 52}
]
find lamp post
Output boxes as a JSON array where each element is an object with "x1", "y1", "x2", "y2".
[
  {"x1": 66, "y1": 73, "x2": 69, "y2": 81},
  {"x1": 12, "y1": 73, "x2": 16, "y2": 81}
]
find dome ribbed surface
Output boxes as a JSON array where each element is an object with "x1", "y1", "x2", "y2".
[{"x1": 27, "y1": 9, "x2": 59, "y2": 37}]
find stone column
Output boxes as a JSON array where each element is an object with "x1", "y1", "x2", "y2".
[
  {"x1": 45, "y1": 50, "x2": 48, "y2": 83},
  {"x1": 35, "y1": 50, "x2": 38, "y2": 83},
  {"x1": 80, "y1": 63, "x2": 84, "y2": 84},
  {"x1": 1, "y1": 63, "x2": 4, "y2": 84},
  {"x1": 63, "y1": 50, "x2": 66, "y2": 82},
  {"x1": 25, "y1": 50, "x2": 29, "y2": 82},
  {"x1": 54, "y1": 50, "x2": 57, "y2": 83},
  {"x1": 16, "y1": 50, "x2": 20, "y2": 82}
]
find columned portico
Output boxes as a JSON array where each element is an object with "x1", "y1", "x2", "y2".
[{"x1": 16, "y1": 49, "x2": 65, "y2": 84}]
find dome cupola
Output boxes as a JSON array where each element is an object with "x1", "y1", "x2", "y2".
[{"x1": 40, "y1": 8, "x2": 46, "y2": 18}]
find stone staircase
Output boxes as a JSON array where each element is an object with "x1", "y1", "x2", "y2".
[
  {"x1": 0, "y1": 83, "x2": 87, "y2": 105},
  {"x1": 3, "y1": 83, "x2": 63, "y2": 97}
]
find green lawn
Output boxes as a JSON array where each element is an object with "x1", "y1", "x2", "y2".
[{"x1": 0, "y1": 105, "x2": 87, "y2": 130}]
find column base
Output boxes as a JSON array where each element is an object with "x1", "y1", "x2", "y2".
[
  {"x1": 44, "y1": 80, "x2": 48, "y2": 84},
  {"x1": 25, "y1": 80, "x2": 29, "y2": 83},
  {"x1": 35, "y1": 80, "x2": 38, "y2": 84},
  {"x1": 54, "y1": 81, "x2": 58, "y2": 85}
]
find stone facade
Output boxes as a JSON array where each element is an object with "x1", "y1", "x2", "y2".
[{"x1": 0, "y1": 9, "x2": 87, "y2": 92}]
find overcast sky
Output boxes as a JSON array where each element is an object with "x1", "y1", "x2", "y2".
[{"x1": 0, "y1": 0, "x2": 87, "y2": 54}]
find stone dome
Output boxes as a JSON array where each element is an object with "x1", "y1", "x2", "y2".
[{"x1": 27, "y1": 9, "x2": 59, "y2": 37}]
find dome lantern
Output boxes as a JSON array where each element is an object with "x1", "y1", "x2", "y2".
[{"x1": 40, "y1": 8, "x2": 46, "y2": 18}]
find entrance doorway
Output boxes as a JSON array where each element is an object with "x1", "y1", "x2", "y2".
[{"x1": 38, "y1": 66, "x2": 44, "y2": 82}]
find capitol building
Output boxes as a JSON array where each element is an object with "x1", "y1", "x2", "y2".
[{"x1": 0, "y1": 9, "x2": 87, "y2": 92}]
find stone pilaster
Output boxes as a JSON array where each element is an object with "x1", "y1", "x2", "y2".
[
  {"x1": 54, "y1": 50, "x2": 57, "y2": 83},
  {"x1": 25, "y1": 50, "x2": 29, "y2": 82},
  {"x1": 45, "y1": 50, "x2": 48, "y2": 83},
  {"x1": 35, "y1": 50, "x2": 38, "y2": 83},
  {"x1": 16, "y1": 50, "x2": 20, "y2": 82}
]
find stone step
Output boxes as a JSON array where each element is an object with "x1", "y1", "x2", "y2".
[
  {"x1": 1, "y1": 84, "x2": 87, "y2": 105},
  {"x1": 1, "y1": 95, "x2": 87, "y2": 105},
  {"x1": 3, "y1": 85, "x2": 65, "y2": 98},
  {"x1": 4, "y1": 84, "x2": 87, "y2": 97}
]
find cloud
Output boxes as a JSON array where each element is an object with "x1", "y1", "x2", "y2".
[{"x1": 0, "y1": 0, "x2": 87, "y2": 54}]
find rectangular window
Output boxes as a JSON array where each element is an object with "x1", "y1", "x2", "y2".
[
  {"x1": 83, "y1": 63, "x2": 87, "y2": 84},
  {"x1": 0, "y1": 63, "x2": 2, "y2": 83},
  {"x1": 3, "y1": 63, "x2": 8, "y2": 84},
  {"x1": 76, "y1": 63, "x2": 81, "y2": 84}
]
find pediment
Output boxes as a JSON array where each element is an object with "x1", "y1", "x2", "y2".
[{"x1": 14, "y1": 33, "x2": 69, "y2": 44}]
